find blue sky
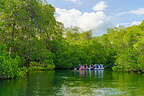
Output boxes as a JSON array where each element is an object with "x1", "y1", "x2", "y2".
[{"x1": 47, "y1": 0, "x2": 144, "y2": 35}]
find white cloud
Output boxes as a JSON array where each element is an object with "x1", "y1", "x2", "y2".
[
  {"x1": 64, "y1": 0, "x2": 81, "y2": 3},
  {"x1": 131, "y1": 21, "x2": 141, "y2": 26},
  {"x1": 93, "y1": 1, "x2": 107, "y2": 11},
  {"x1": 55, "y1": 8, "x2": 111, "y2": 35},
  {"x1": 129, "y1": 8, "x2": 144, "y2": 15},
  {"x1": 115, "y1": 21, "x2": 141, "y2": 27},
  {"x1": 56, "y1": 8, "x2": 82, "y2": 28},
  {"x1": 117, "y1": 8, "x2": 144, "y2": 16}
]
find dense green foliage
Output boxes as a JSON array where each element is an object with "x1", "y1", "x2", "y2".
[
  {"x1": 0, "y1": 0, "x2": 144, "y2": 79},
  {"x1": 109, "y1": 23, "x2": 144, "y2": 72},
  {"x1": 0, "y1": 0, "x2": 57, "y2": 78},
  {"x1": 0, "y1": 43, "x2": 27, "y2": 78}
]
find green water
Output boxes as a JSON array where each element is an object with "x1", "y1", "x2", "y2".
[{"x1": 0, "y1": 70, "x2": 144, "y2": 96}]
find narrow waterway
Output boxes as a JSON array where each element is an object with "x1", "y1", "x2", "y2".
[{"x1": 0, "y1": 70, "x2": 144, "y2": 96}]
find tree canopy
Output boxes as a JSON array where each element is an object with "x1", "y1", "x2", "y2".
[{"x1": 0, "y1": 0, "x2": 144, "y2": 79}]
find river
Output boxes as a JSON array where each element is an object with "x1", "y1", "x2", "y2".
[{"x1": 0, "y1": 70, "x2": 144, "y2": 96}]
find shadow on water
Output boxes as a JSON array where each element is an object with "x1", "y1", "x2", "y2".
[{"x1": 0, "y1": 70, "x2": 144, "y2": 96}]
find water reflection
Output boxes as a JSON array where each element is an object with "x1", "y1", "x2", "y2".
[
  {"x1": 74, "y1": 70, "x2": 104, "y2": 80},
  {"x1": 62, "y1": 70, "x2": 124, "y2": 96},
  {"x1": 0, "y1": 70, "x2": 144, "y2": 96}
]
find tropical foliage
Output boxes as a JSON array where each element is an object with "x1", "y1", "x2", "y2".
[{"x1": 0, "y1": 0, "x2": 144, "y2": 79}]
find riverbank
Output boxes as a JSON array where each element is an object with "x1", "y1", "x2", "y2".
[{"x1": 0, "y1": 64, "x2": 55, "y2": 79}]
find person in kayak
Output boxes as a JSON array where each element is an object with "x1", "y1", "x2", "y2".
[
  {"x1": 91, "y1": 64, "x2": 94, "y2": 70},
  {"x1": 85, "y1": 64, "x2": 88, "y2": 70},
  {"x1": 74, "y1": 64, "x2": 80, "y2": 70},
  {"x1": 98, "y1": 65, "x2": 101, "y2": 69},
  {"x1": 80, "y1": 64, "x2": 83, "y2": 70},
  {"x1": 100, "y1": 64, "x2": 104, "y2": 69},
  {"x1": 94, "y1": 64, "x2": 97, "y2": 69}
]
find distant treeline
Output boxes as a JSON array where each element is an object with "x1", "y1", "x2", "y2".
[{"x1": 0, "y1": 0, "x2": 144, "y2": 79}]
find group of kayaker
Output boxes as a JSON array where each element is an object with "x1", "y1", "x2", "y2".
[{"x1": 74, "y1": 64, "x2": 104, "y2": 70}]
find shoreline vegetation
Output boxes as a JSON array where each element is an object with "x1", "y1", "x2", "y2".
[{"x1": 0, "y1": 0, "x2": 144, "y2": 79}]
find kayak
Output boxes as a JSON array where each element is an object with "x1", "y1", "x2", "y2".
[{"x1": 74, "y1": 68, "x2": 104, "y2": 71}]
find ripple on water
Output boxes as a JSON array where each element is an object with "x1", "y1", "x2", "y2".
[{"x1": 56, "y1": 84, "x2": 127, "y2": 96}]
